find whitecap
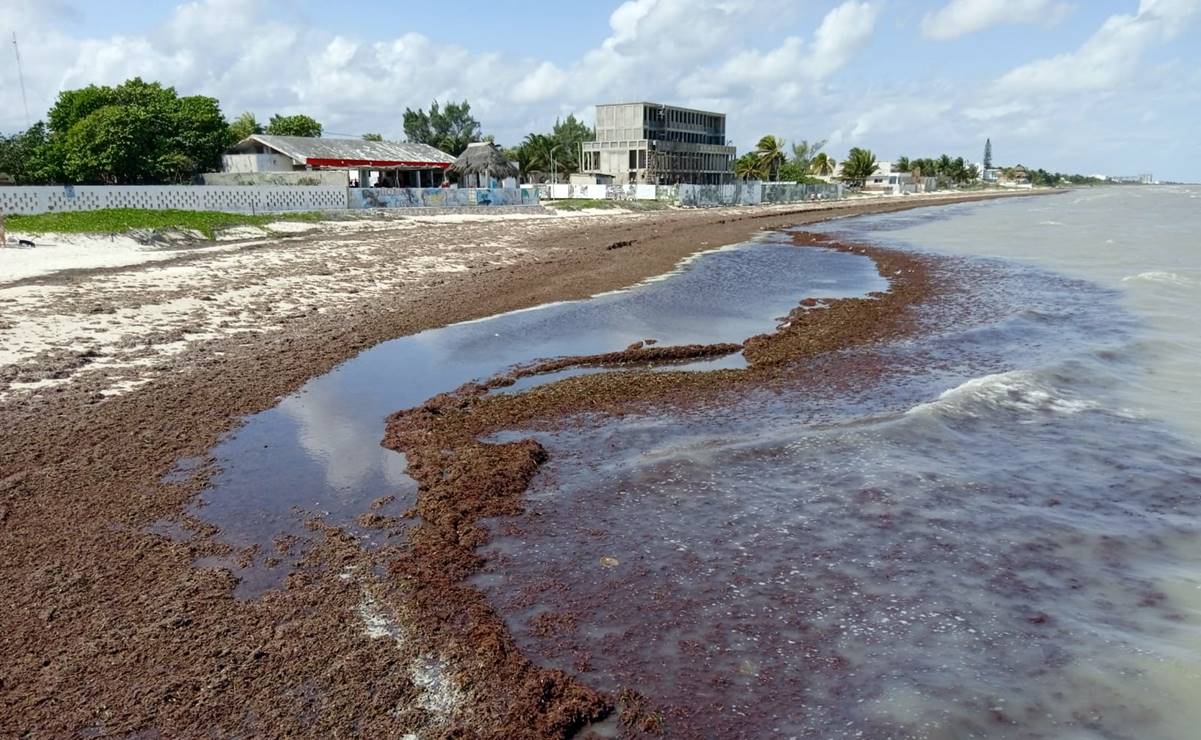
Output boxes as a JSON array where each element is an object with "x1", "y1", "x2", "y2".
[
  {"x1": 1121, "y1": 271, "x2": 1196, "y2": 287},
  {"x1": 905, "y1": 370, "x2": 1099, "y2": 419}
]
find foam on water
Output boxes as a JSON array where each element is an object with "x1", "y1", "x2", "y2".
[{"x1": 904, "y1": 370, "x2": 1100, "y2": 419}]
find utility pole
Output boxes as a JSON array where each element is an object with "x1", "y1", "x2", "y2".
[{"x1": 13, "y1": 33, "x2": 31, "y2": 128}]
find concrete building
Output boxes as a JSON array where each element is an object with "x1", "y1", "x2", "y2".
[
  {"x1": 580, "y1": 102, "x2": 736, "y2": 185},
  {"x1": 223, "y1": 134, "x2": 455, "y2": 188}
]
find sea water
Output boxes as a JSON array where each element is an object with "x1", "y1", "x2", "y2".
[{"x1": 470, "y1": 188, "x2": 1201, "y2": 738}]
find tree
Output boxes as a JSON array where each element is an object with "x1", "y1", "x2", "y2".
[
  {"x1": 402, "y1": 99, "x2": 482, "y2": 156},
  {"x1": 516, "y1": 133, "x2": 571, "y2": 183},
  {"x1": 550, "y1": 114, "x2": 593, "y2": 175},
  {"x1": 0, "y1": 122, "x2": 52, "y2": 183},
  {"x1": 983, "y1": 138, "x2": 992, "y2": 170},
  {"x1": 951, "y1": 156, "x2": 968, "y2": 184},
  {"x1": 789, "y1": 138, "x2": 826, "y2": 174},
  {"x1": 778, "y1": 160, "x2": 817, "y2": 182},
  {"x1": 895, "y1": 156, "x2": 910, "y2": 173},
  {"x1": 755, "y1": 135, "x2": 787, "y2": 181},
  {"x1": 734, "y1": 152, "x2": 764, "y2": 181},
  {"x1": 265, "y1": 114, "x2": 322, "y2": 137},
  {"x1": 936, "y1": 154, "x2": 953, "y2": 176},
  {"x1": 966, "y1": 163, "x2": 980, "y2": 182},
  {"x1": 62, "y1": 105, "x2": 161, "y2": 184},
  {"x1": 228, "y1": 112, "x2": 262, "y2": 142},
  {"x1": 840, "y1": 147, "x2": 877, "y2": 187},
  {"x1": 41, "y1": 77, "x2": 228, "y2": 184},
  {"x1": 810, "y1": 152, "x2": 836, "y2": 176},
  {"x1": 362, "y1": 132, "x2": 384, "y2": 141},
  {"x1": 169, "y1": 96, "x2": 229, "y2": 181}
]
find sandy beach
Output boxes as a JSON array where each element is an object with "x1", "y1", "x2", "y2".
[{"x1": 0, "y1": 192, "x2": 1044, "y2": 736}]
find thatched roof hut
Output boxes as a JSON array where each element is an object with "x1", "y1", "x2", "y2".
[{"x1": 449, "y1": 142, "x2": 518, "y2": 186}]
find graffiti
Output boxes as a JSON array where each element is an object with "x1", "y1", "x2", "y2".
[
  {"x1": 346, "y1": 187, "x2": 537, "y2": 209},
  {"x1": 678, "y1": 181, "x2": 841, "y2": 207}
]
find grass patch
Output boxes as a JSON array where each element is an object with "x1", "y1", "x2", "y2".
[
  {"x1": 6, "y1": 208, "x2": 327, "y2": 239},
  {"x1": 547, "y1": 198, "x2": 672, "y2": 212}
]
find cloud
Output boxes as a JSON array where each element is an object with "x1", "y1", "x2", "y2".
[
  {"x1": 994, "y1": 0, "x2": 1201, "y2": 95},
  {"x1": 512, "y1": 62, "x2": 567, "y2": 104},
  {"x1": 675, "y1": 1, "x2": 878, "y2": 105},
  {"x1": 921, "y1": 0, "x2": 1070, "y2": 40},
  {"x1": 808, "y1": 1, "x2": 880, "y2": 78}
]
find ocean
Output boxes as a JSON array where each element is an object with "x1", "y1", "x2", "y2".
[{"x1": 187, "y1": 187, "x2": 1201, "y2": 737}]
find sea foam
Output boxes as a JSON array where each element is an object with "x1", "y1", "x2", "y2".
[{"x1": 905, "y1": 370, "x2": 1099, "y2": 419}]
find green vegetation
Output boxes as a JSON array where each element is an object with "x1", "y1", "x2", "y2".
[
  {"x1": 506, "y1": 115, "x2": 594, "y2": 183},
  {"x1": 733, "y1": 136, "x2": 830, "y2": 182},
  {"x1": 227, "y1": 111, "x2": 263, "y2": 142},
  {"x1": 13, "y1": 78, "x2": 229, "y2": 185},
  {"x1": 0, "y1": 78, "x2": 328, "y2": 185},
  {"x1": 402, "y1": 100, "x2": 483, "y2": 157},
  {"x1": 754, "y1": 135, "x2": 787, "y2": 181},
  {"x1": 840, "y1": 147, "x2": 879, "y2": 186},
  {"x1": 547, "y1": 198, "x2": 669, "y2": 211},
  {"x1": 265, "y1": 114, "x2": 322, "y2": 138},
  {"x1": 7, "y1": 208, "x2": 325, "y2": 239}
]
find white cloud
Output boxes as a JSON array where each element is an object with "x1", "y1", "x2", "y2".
[
  {"x1": 675, "y1": 1, "x2": 878, "y2": 106},
  {"x1": 512, "y1": 62, "x2": 567, "y2": 104},
  {"x1": 808, "y1": 1, "x2": 880, "y2": 78},
  {"x1": 921, "y1": 0, "x2": 1070, "y2": 41},
  {"x1": 994, "y1": 0, "x2": 1201, "y2": 95}
]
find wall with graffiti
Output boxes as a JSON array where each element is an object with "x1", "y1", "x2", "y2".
[
  {"x1": 677, "y1": 181, "x2": 842, "y2": 207},
  {"x1": 347, "y1": 187, "x2": 538, "y2": 209},
  {"x1": 536, "y1": 183, "x2": 678, "y2": 201}
]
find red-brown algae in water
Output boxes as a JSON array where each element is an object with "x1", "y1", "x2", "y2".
[{"x1": 381, "y1": 233, "x2": 938, "y2": 735}]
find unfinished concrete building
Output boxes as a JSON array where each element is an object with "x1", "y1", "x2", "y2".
[{"x1": 580, "y1": 103, "x2": 736, "y2": 185}]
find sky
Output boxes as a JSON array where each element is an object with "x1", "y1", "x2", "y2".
[{"x1": 2, "y1": 0, "x2": 1199, "y2": 181}]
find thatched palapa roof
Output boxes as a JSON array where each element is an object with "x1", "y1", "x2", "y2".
[{"x1": 449, "y1": 142, "x2": 519, "y2": 180}]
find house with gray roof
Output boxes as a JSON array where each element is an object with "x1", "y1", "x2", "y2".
[{"x1": 223, "y1": 134, "x2": 455, "y2": 188}]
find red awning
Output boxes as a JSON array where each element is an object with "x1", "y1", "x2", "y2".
[{"x1": 305, "y1": 158, "x2": 452, "y2": 169}]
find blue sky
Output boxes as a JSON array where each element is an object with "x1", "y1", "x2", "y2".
[{"x1": 3, "y1": 0, "x2": 1199, "y2": 180}]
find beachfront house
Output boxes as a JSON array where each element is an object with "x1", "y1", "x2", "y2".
[
  {"x1": 221, "y1": 134, "x2": 456, "y2": 188},
  {"x1": 860, "y1": 161, "x2": 917, "y2": 195},
  {"x1": 579, "y1": 102, "x2": 737, "y2": 186}
]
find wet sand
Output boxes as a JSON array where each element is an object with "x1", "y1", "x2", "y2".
[{"x1": 0, "y1": 192, "x2": 1047, "y2": 736}]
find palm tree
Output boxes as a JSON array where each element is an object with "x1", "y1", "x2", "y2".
[
  {"x1": 840, "y1": 147, "x2": 878, "y2": 187},
  {"x1": 937, "y1": 154, "x2": 953, "y2": 176},
  {"x1": 519, "y1": 133, "x2": 569, "y2": 183},
  {"x1": 734, "y1": 152, "x2": 765, "y2": 181},
  {"x1": 755, "y1": 135, "x2": 787, "y2": 181},
  {"x1": 811, "y1": 152, "x2": 836, "y2": 177},
  {"x1": 790, "y1": 138, "x2": 826, "y2": 174},
  {"x1": 895, "y1": 156, "x2": 910, "y2": 173}
]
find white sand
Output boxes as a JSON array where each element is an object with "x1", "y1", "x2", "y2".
[{"x1": 0, "y1": 232, "x2": 259, "y2": 284}]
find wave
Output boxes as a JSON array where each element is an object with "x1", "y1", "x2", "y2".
[
  {"x1": 905, "y1": 370, "x2": 1099, "y2": 420},
  {"x1": 1122, "y1": 271, "x2": 1197, "y2": 287}
]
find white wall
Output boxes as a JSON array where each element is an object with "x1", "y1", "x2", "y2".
[
  {"x1": 0, "y1": 185, "x2": 347, "y2": 215},
  {"x1": 221, "y1": 153, "x2": 296, "y2": 173}
]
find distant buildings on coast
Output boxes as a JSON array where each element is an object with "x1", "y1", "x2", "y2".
[{"x1": 1106, "y1": 174, "x2": 1155, "y2": 184}]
